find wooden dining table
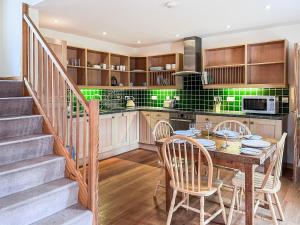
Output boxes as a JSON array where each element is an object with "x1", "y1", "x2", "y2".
[{"x1": 155, "y1": 134, "x2": 277, "y2": 225}]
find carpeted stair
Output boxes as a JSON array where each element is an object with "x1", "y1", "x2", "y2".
[{"x1": 0, "y1": 80, "x2": 93, "y2": 225}]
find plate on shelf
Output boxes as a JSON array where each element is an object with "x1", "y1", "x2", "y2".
[
  {"x1": 240, "y1": 147, "x2": 263, "y2": 156},
  {"x1": 241, "y1": 140, "x2": 271, "y2": 149}
]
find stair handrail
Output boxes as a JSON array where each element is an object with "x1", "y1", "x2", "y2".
[{"x1": 22, "y1": 4, "x2": 99, "y2": 225}]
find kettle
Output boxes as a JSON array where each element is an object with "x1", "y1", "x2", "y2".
[{"x1": 126, "y1": 96, "x2": 135, "y2": 108}]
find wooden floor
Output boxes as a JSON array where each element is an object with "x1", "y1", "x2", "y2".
[{"x1": 99, "y1": 149, "x2": 300, "y2": 225}]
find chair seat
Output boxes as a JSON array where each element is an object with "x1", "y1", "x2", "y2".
[
  {"x1": 171, "y1": 177, "x2": 223, "y2": 196},
  {"x1": 232, "y1": 171, "x2": 280, "y2": 192}
]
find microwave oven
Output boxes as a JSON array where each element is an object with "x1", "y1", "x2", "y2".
[{"x1": 242, "y1": 96, "x2": 279, "y2": 114}]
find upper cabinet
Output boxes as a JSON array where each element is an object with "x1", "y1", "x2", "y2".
[
  {"x1": 203, "y1": 40, "x2": 287, "y2": 89},
  {"x1": 66, "y1": 45, "x2": 183, "y2": 89}
]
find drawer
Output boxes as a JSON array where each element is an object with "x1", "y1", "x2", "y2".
[{"x1": 150, "y1": 112, "x2": 169, "y2": 120}]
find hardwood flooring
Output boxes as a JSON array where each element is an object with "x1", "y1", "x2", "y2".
[{"x1": 99, "y1": 149, "x2": 300, "y2": 225}]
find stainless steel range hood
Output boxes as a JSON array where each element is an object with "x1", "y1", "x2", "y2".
[{"x1": 173, "y1": 36, "x2": 202, "y2": 76}]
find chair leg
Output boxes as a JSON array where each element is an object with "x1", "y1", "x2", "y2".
[
  {"x1": 236, "y1": 189, "x2": 240, "y2": 211},
  {"x1": 217, "y1": 187, "x2": 227, "y2": 224},
  {"x1": 200, "y1": 196, "x2": 205, "y2": 225},
  {"x1": 216, "y1": 168, "x2": 221, "y2": 179},
  {"x1": 273, "y1": 193, "x2": 285, "y2": 221},
  {"x1": 227, "y1": 186, "x2": 238, "y2": 225},
  {"x1": 167, "y1": 189, "x2": 177, "y2": 225},
  {"x1": 153, "y1": 179, "x2": 160, "y2": 197},
  {"x1": 266, "y1": 193, "x2": 279, "y2": 225}
]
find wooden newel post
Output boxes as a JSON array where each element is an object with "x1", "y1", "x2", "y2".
[
  {"x1": 22, "y1": 3, "x2": 29, "y2": 81},
  {"x1": 88, "y1": 100, "x2": 99, "y2": 225}
]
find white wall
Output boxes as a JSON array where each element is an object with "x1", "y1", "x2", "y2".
[
  {"x1": 41, "y1": 28, "x2": 137, "y2": 56},
  {"x1": 0, "y1": 0, "x2": 4, "y2": 73},
  {"x1": 0, "y1": 0, "x2": 23, "y2": 77}
]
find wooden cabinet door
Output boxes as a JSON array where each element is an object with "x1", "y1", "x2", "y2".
[
  {"x1": 99, "y1": 115, "x2": 113, "y2": 153},
  {"x1": 112, "y1": 113, "x2": 130, "y2": 147},
  {"x1": 249, "y1": 118, "x2": 282, "y2": 139},
  {"x1": 196, "y1": 115, "x2": 249, "y2": 131},
  {"x1": 150, "y1": 112, "x2": 170, "y2": 144},
  {"x1": 129, "y1": 111, "x2": 139, "y2": 144},
  {"x1": 139, "y1": 111, "x2": 151, "y2": 144}
]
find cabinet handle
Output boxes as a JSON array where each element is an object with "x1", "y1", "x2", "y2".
[
  {"x1": 250, "y1": 121, "x2": 254, "y2": 125},
  {"x1": 112, "y1": 116, "x2": 115, "y2": 119},
  {"x1": 243, "y1": 121, "x2": 248, "y2": 124},
  {"x1": 205, "y1": 118, "x2": 209, "y2": 121},
  {"x1": 122, "y1": 113, "x2": 124, "y2": 116}
]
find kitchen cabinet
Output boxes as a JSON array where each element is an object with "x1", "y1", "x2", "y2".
[
  {"x1": 139, "y1": 111, "x2": 170, "y2": 145},
  {"x1": 249, "y1": 118, "x2": 282, "y2": 140},
  {"x1": 139, "y1": 111, "x2": 151, "y2": 144},
  {"x1": 99, "y1": 114, "x2": 114, "y2": 153},
  {"x1": 196, "y1": 115, "x2": 248, "y2": 131},
  {"x1": 129, "y1": 111, "x2": 139, "y2": 144},
  {"x1": 112, "y1": 112, "x2": 130, "y2": 147}
]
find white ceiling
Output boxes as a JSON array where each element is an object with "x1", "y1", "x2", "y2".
[{"x1": 33, "y1": 0, "x2": 300, "y2": 47}]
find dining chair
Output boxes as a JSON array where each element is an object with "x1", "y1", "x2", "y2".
[
  {"x1": 212, "y1": 120, "x2": 252, "y2": 188},
  {"x1": 152, "y1": 120, "x2": 174, "y2": 197},
  {"x1": 162, "y1": 135, "x2": 227, "y2": 225},
  {"x1": 227, "y1": 132, "x2": 287, "y2": 225}
]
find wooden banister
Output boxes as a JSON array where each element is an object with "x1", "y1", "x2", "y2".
[{"x1": 22, "y1": 3, "x2": 99, "y2": 224}]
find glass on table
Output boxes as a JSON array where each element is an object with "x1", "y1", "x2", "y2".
[
  {"x1": 204, "y1": 120, "x2": 212, "y2": 139},
  {"x1": 222, "y1": 126, "x2": 230, "y2": 149}
]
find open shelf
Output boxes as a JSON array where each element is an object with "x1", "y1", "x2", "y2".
[
  {"x1": 204, "y1": 45, "x2": 246, "y2": 68},
  {"x1": 68, "y1": 67, "x2": 86, "y2": 85},
  {"x1": 203, "y1": 40, "x2": 287, "y2": 88},
  {"x1": 67, "y1": 46, "x2": 85, "y2": 67},
  {"x1": 130, "y1": 57, "x2": 147, "y2": 87}
]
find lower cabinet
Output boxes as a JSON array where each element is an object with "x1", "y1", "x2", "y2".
[
  {"x1": 139, "y1": 111, "x2": 170, "y2": 145},
  {"x1": 99, "y1": 111, "x2": 139, "y2": 159},
  {"x1": 196, "y1": 115, "x2": 283, "y2": 140}
]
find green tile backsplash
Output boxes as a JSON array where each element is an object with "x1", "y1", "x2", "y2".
[{"x1": 80, "y1": 76, "x2": 289, "y2": 114}]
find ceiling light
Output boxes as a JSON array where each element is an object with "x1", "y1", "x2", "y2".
[
  {"x1": 137, "y1": 41, "x2": 141, "y2": 44},
  {"x1": 53, "y1": 19, "x2": 59, "y2": 24},
  {"x1": 102, "y1": 32, "x2": 107, "y2": 36},
  {"x1": 226, "y1": 25, "x2": 231, "y2": 29},
  {"x1": 265, "y1": 4, "x2": 271, "y2": 10},
  {"x1": 164, "y1": 1, "x2": 178, "y2": 9},
  {"x1": 175, "y1": 34, "x2": 180, "y2": 37}
]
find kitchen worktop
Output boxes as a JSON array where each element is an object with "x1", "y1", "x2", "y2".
[{"x1": 99, "y1": 107, "x2": 287, "y2": 120}]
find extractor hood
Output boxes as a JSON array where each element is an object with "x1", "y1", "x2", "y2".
[{"x1": 173, "y1": 36, "x2": 202, "y2": 76}]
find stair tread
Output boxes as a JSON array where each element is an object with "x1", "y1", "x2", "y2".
[
  {"x1": 0, "y1": 134, "x2": 52, "y2": 145},
  {"x1": 30, "y1": 204, "x2": 92, "y2": 225},
  {"x1": 0, "y1": 178, "x2": 77, "y2": 209},
  {"x1": 0, "y1": 155, "x2": 64, "y2": 175},
  {"x1": 0, "y1": 114, "x2": 42, "y2": 120}
]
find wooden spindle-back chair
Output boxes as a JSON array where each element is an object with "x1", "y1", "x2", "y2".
[
  {"x1": 152, "y1": 120, "x2": 174, "y2": 197},
  {"x1": 213, "y1": 120, "x2": 251, "y2": 135},
  {"x1": 162, "y1": 135, "x2": 227, "y2": 225},
  {"x1": 228, "y1": 133, "x2": 287, "y2": 225}
]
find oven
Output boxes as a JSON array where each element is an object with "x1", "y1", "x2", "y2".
[
  {"x1": 169, "y1": 112, "x2": 196, "y2": 130},
  {"x1": 242, "y1": 96, "x2": 279, "y2": 114}
]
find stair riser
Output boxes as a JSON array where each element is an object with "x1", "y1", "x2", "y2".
[
  {"x1": 0, "y1": 158, "x2": 65, "y2": 198},
  {"x1": 0, "y1": 183, "x2": 79, "y2": 225},
  {"x1": 0, "y1": 81, "x2": 23, "y2": 97},
  {"x1": 0, "y1": 136, "x2": 53, "y2": 166},
  {"x1": 0, "y1": 98, "x2": 33, "y2": 116},
  {"x1": 0, "y1": 116, "x2": 43, "y2": 139}
]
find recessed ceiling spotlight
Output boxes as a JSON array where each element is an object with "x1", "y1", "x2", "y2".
[
  {"x1": 226, "y1": 25, "x2": 231, "y2": 29},
  {"x1": 53, "y1": 19, "x2": 59, "y2": 24},
  {"x1": 164, "y1": 1, "x2": 178, "y2": 9},
  {"x1": 137, "y1": 41, "x2": 141, "y2": 44},
  {"x1": 175, "y1": 34, "x2": 180, "y2": 37},
  {"x1": 265, "y1": 4, "x2": 271, "y2": 10},
  {"x1": 102, "y1": 32, "x2": 107, "y2": 36}
]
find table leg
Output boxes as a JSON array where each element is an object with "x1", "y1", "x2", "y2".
[
  {"x1": 165, "y1": 167, "x2": 171, "y2": 212},
  {"x1": 245, "y1": 163, "x2": 254, "y2": 225}
]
